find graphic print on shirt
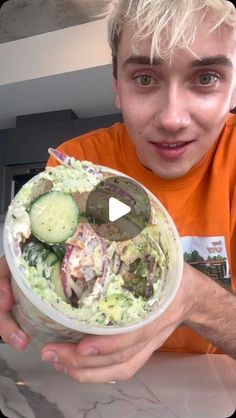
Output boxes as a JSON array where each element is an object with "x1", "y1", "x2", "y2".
[{"x1": 181, "y1": 236, "x2": 231, "y2": 289}]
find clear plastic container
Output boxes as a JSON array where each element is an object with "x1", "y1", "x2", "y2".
[{"x1": 3, "y1": 165, "x2": 183, "y2": 345}]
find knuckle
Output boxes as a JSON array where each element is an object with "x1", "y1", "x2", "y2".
[
  {"x1": 0, "y1": 314, "x2": 9, "y2": 335},
  {"x1": 119, "y1": 342, "x2": 145, "y2": 363},
  {"x1": 57, "y1": 355, "x2": 80, "y2": 370},
  {"x1": 69, "y1": 369, "x2": 88, "y2": 383},
  {"x1": 119, "y1": 365, "x2": 136, "y2": 381},
  {"x1": 114, "y1": 348, "x2": 131, "y2": 364},
  {"x1": 112, "y1": 341, "x2": 146, "y2": 365},
  {"x1": 141, "y1": 323, "x2": 155, "y2": 340},
  {"x1": 0, "y1": 290, "x2": 14, "y2": 311},
  {"x1": 73, "y1": 357, "x2": 81, "y2": 368},
  {"x1": 123, "y1": 359, "x2": 140, "y2": 380},
  {"x1": 126, "y1": 342, "x2": 144, "y2": 359},
  {"x1": 0, "y1": 313, "x2": 27, "y2": 350}
]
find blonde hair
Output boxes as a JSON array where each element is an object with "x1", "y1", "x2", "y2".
[{"x1": 106, "y1": 0, "x2": 236, "y2": 74}]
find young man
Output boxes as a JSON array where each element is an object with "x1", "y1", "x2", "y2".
[{"x1": 0, "y1": 0, "x2": 236, "y2": 383}]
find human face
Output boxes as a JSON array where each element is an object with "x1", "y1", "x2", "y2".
[{"x1": 114, "y1": 18, "x2": 236, "y2": 179}]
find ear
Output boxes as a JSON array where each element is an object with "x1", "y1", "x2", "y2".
[{"x1": 113, "y1": 77, "x2": 121, "y2": 109}]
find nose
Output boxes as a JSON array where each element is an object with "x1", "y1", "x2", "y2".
[{"x1": 156, "y1": 84, "x2": 191, "y2": 133}]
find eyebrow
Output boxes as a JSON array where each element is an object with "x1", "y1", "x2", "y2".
[
  {"x1": 191, "y1": 55, "x2": 233, "y2": 69},
  {"x1": 123, "y1": 55, "x2": 162, "y2": 68},
  {"x1": 123, "y1": 54, "x2": 233, "y2": 69}
]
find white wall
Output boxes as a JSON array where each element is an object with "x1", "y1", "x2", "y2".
[
  {"x1": 0, "y1": 18, "x2": 116, "y2": 129},
  {"x1": 0, "y1": 19, "x2": 110, "y2": 86}
]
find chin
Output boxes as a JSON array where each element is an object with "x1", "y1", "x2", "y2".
[
  {"x1": 141, "y1": 156, "x2": 191, "y2": 179},
  {"x1": 157, "y1": 172, "x2": 186, "y2": 179},
  {"x1": 151, "y1": 165, "x2": 189, "y2": 179}
]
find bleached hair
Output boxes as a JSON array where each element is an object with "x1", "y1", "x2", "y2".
[{"x1": 105, "y1": 0, "x2": 236, "y2": 73}]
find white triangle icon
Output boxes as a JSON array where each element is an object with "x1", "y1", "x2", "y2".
[{"x1": 109, "y1": 197, "x2": 131, "y2": 222}]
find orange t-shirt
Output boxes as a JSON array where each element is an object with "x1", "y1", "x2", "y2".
[{"x1": 47, "y1": 112, "x2": 236, "y2": 354}]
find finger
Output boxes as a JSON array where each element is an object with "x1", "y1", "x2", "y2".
[
  {"x1": 66, "y1": 340, "x2": 154, "y2": 383},
  {"x1": 41, "y1": 325, "x2": 154, "y2": 368},
  {"x1": 41, "y1": 339, "x2": 148, "y2": 369},
  {"x1": 0, "y1": 310, "x2": 29, "y2": 351},
  {"x1": 0, "y1": 256, "x2": 15, "y2": 311},
  {"x1": 0, "y1": 256, "x2": 30, "y2": 349},
  {"x1": 41, "y1": 343, "x2": 77, "y2": 367},
  {"x1": 76, "y1": 323, "x2": 156, "y2": 356}
]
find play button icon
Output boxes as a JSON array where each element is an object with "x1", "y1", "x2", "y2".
[
  {"x1": 109, "y1": 197, "x2": 131, "y2": 222},
  {"x1": 86, "y1": 175, "x2": 151, "y2": 241}
]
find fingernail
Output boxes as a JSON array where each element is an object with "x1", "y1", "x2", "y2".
[
  {"x1": 80, "y1": 347, "x2": 99, "y2": 356},
  {"x1": 54, "y1": 363, "x2": 67, "y2": 374},
  {"x1": 41, "y1": 350, "x2": 58, "y2": 363},
  {"x1": 0, "y1": 289, "x2": 7, "y2": 304},
  {"x1": 10, "y1": 331, "x2": 25, "y2": 349}
]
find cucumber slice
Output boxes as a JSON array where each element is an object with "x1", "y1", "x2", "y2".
[
  {"x1": 51, "y1": 261, "x2": 67, "y2": 301},
  {"x1": 29, "y1": 191, "x2": 79, "y2": 244}
]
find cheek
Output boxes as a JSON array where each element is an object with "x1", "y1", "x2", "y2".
[
  {"x1": 121, "y1": 105, "x2": 148, "y2": 148},
  {"x1": 120, "y1": 95, "x2": 153, "y2": 128},
  {"x1": 203, "y1": 109, "x2": 229, "y2": 133},
  {"x1": 122, "y1": 109, "x2": 148, "y2": 141},
  {"x1": 195, "y1": 91, "x2": 232, "y2": 120},
  {"x1": 191, "y1": 95, "x2": 231, "y2": 136}
]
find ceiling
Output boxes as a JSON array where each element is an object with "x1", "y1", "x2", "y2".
[
  {"x1": 0, "y1": 0, "x2": 119, "y2": 130},
  {"x1": 0, "y1": 0, "x2": 108, "y2": 43}
]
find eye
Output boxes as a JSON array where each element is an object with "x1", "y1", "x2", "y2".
[
  {"x1": 196, "y1": 73, "x2": 219, "y2": 86},
  {"x1": 135, "y1": 74, "x2": 156, "y2": 86}
]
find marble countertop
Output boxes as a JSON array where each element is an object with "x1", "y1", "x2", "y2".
[{"x1": 0, "y1": 343, "x2": 236, "y2": 418}]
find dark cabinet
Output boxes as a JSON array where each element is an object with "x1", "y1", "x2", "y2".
[
  {"x1": 4, "y1": 120, "x2": 73, "y2": 165},
  {"x1": 0, "y1": 110, "x2": 123, "y2": 217},
  {"x1": 72, "y1": 114, "x2": 122, "y2": 137},
  {"x1": 1, "y1": 111, "x2": 122, "y2": 165}
]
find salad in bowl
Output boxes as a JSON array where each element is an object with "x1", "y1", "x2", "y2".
[{"x1": 4, "y1": 149, "x2": 183, "y2": 342}]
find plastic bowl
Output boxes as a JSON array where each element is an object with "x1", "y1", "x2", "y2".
[{"x1": 4, "y1": 164, "x2": 183, "y2": 345}]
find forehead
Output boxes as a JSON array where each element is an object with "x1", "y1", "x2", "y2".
[{"x1": 118, "y1": 17, "x2": 236, "y2": 66}]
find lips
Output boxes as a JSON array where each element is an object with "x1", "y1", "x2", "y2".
[
  {"x1": 150, "y1": 140, "x2": 193, "y2": 159},
  {"x1": 157, "y1": 142, "x2": 189, "y2": 149}
]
